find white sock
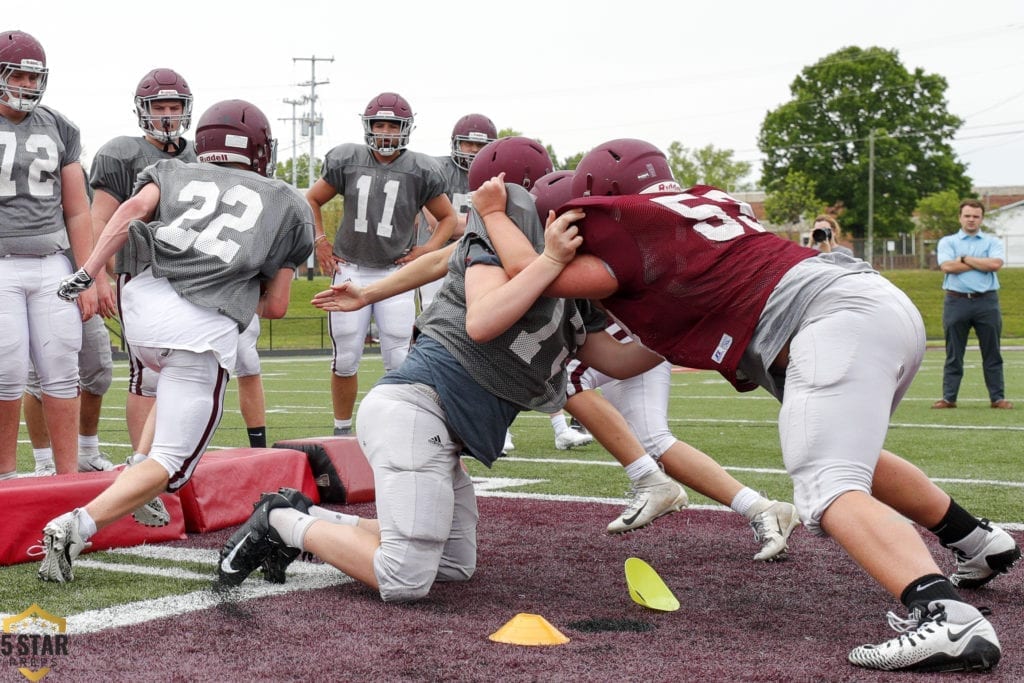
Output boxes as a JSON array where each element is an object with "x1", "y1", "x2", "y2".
[
  {"x1": 127, "y1": 453, "x2": 148, "y2": 466},
  {"x1": 333, "y1": 418, "x2": 352, "y2": 431},
  {"x1": 309, "y1": 505, "x2": 360, "y2": 526},
  {"x1": 268, "y1": 507, "x2": 317, "y2": 551},
  {"x1": 33, "y1": 447, "x2": 54, "y2": 466},
  {"x1": 731, "y1": 488, "x2": 763, "y2": 517},
  {"x1": 550, "y1": 413, "x2": 569, "y2": 437},
  {"x1": 78, "y1": 434, "x2": 100, "y2": 457},
  {"x1": 624, "y1": 455, "x2": 660, "y2": 482},
  {"x1": 76, "y1": 508, "x2": 98, "y2": 540}
]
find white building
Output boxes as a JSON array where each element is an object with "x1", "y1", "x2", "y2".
[{"x1": 985, "y1": 199, "x2": 1024, "y2": 267}]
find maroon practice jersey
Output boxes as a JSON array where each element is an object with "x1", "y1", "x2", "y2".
[{"x1": 567, "y1": 185, "x2": 817, "y2": 390}]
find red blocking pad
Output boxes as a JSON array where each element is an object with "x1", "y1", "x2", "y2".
[
  {"x1": 176, "y1": 447, "x2": 319, "y2": 533},
  {"x1": 0, "y1": 472, "x2": 186, "y2": 566},
  {"x1": 272, "y1": 437, "x2": 375, "y2": 505}
]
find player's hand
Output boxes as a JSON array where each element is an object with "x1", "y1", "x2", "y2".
[
  {"x1": 315, "y1": 237, "x2": 339, "y2": 276},
  {"x1": 542, "y1": 208, "x2": 585, "y2": 265},
  {"x1": 471, "y1": 173, "x2": 507, "y2": 218},
  {"x1": 94, "y1": 274, "x2": 119, "y2": 318},
  {"x1": 311, "y1": 281, "x2": 369, "y2": 312},
  {"x1": 77, "y1": 287, "x2": 98, "y2": 321},
  {"x1": 395, "y1": 245, "x2": 429, "y2": 265},
  {"x1": 57, "y1": 268, "x2": 94, "y2": 302}
]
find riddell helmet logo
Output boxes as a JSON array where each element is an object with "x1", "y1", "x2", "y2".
[{"x1": 2, "y1": 604, "x2": 70, "y2": 681}]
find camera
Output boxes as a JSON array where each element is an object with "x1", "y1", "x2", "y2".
[{"x1": 812, "y1": 227, "x2": 832, "y2": 244}]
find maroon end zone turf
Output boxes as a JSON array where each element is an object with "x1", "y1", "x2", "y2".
[
  {"x1": 47, "y1": 498, "x2": 1023, "y2": 681},
  {"x1": 273, "y1": 436, "x2": 375, "y2": 504},
  {"x1": 0, "y1": 472, "x2": 185, "y2": 565}
]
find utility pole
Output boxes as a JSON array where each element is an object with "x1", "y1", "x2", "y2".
[
  {"x1": 280, "y1": 96, "x2": 308, "y2": 187},
  {"x1": 293, "y1": 55, "x2": 333, "y2": 280},
  {"x1": 867, "y1": 129, "x2": 875, "y2": 267},
  {"x1": 293, "y1": 55, "x2": 333, "y2": 189}
]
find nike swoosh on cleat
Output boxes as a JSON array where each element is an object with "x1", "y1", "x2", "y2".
[
  {"x1": 621, "y1": 502, "x2": 648, "y2": 527},
  {"x1": 948, "y1": 618, "x2": 985, "y2": 642},
  {"x1": 220, "y1": 533, "x2": 251, "y2": 574}
]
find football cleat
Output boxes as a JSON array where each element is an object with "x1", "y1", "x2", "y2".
[
  {"x1": 34, "y1": 459, "x2": 56, "y2": 476},
  {"x1": 133, "y1": 497, "x2": 170, "y2": 527},
  {"x1": 947, "y1": 519, "x2": 1021, "y2": 589},
  {"x1": 568, "y1": 416, "x2": 589, "y2": 435},
  {"x1": 37, "y1": 510, "x2": 90, "y2": 583},
  {"x1": 502, "y1": 431, "x2": 515, "y2": 454},
  {"x1": 78, "y1": 452, "x2": 115, "y2": 472},
  {"x1": 848, "y1": 600, "x2": 1001, "y2": 672},
  {"x1": 333, "y1": 426, "x2": 352, "y2": 436},
  {"x1": 217, "y1": 491, "x2": 295, "y2": 588},
  {"x1": 261, "y1": 488, "x2": 314, "y2": 584},
  {"x1": 555, "y1": 429, "x2": 593, "y2": 451},
  {"x1": 747, "y1": 499, "x2": 800, "y2": 562},
  {"x1": 607, "y1": 470, "x2": 688, "y2": 534}
]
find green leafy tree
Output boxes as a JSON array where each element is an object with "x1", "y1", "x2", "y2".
[
  {"x1": 274, "y1": 153, "x2": 321, "y2": 189},
  {"x1": 915, "y1": 189, "x2": 962, "y2": 238},
  {"x1": 667, "y1": 142, "x2": 751, "y2": 190},
  {"x1": 759, "y1": 46, "x2": 972, "y2": 238},
  {"x1": 763, "y1": 170, "x2": 824, "y2": 228}
]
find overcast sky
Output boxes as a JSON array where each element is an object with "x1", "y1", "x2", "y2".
[{"x1": 17, "y1": 0, "x2": 1024, "y2": 188}]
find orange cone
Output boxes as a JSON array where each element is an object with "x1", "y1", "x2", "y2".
[{"x1": 488, "y1": 613, "x2": 570, "y2": 646}]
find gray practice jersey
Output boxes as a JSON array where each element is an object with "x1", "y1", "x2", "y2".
[
  {"x1": 0, "y1": 105, "x2": 81, "y2": 256},
  {"x1": 89, "y1": 135, "x2": 197, "y2": 273},
  {"x1": 123, "y1": 159, "x2": 315, "y2": 330},
  {"x1": 415, "y1": 183, "x2": 587, "y2": 413},
  {"x1": 320, "y1": 143, "x2": 447, "y2": 267},
  {"x1": 416, "y1": 155, "x2": 471, "y2": 247}
]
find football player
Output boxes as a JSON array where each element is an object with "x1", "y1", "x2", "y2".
[
  {"x1": 90, "y1": 68, "x2": 196, "y2": 453},
  {"x1": 307, "y1": 92, "x2": 457, "y2": 436},
  {"x1": 0, "y1": 30, "x2": 96, "y2": 478},
  {"x1": 218, "y1": 136, "x2": 664, "y2": 601},
  {"x1": 37, "y1": 100, "x2": 314, "y2": 583},
  {"x1": 481, "y1": 138, "x2": 1018, "y2": 673}
]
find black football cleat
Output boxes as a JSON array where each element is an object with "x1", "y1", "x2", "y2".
[
  {"x1": 216, "y1": 491, "x2": 296, "y2": 588},
  {"x1": 260, "y1": 488, "x2": 314, "y2": 584}
]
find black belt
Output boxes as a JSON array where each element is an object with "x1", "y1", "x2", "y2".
[{"x1": 946, "y1": 290, "x2": 993, "y2": 300}]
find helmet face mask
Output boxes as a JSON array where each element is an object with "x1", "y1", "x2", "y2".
[
  {"x1": 571, "y1": 138, "x2": 681, "y2": 198},
  {"x1": 135, "y1": 68, "x2": 193, "y2": 143},
  {"x1": 362, "y1": 92, "x2": 414, "y2": 156},
  {"x1": 195, "y1": 99, "x2": 276, "y2": 177},
  {"x1": 467, "y1": 136, "x2": 553, "y2": 192},
  {"x1": 451, "y1": 113, "x2": 497, "y2": 170},
  {"x1": 0, "y1": 31, "x2": 48, "y2": 113}
]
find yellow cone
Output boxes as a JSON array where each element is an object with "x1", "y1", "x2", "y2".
[
  {"x1": 488, "y1": 613, "x2": 570, "y2": 646},
  {"x1": 624, "y1": 557, "x2": 680, "y2": 612}
]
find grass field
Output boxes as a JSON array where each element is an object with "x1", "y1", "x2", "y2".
[{"x1": 4, "y1": 271, "x2": 1022, "y2": 624}]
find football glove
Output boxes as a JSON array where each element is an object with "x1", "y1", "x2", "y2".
[{"x1": 57, "y1": 268, "x2": 95, "y2": 302}]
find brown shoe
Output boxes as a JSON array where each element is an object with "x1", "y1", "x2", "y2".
[
  {"x1": 931, "y1": 399, "x2": 957, "y2": 409},
  {"x1": 991, "y1": 399, "x2": 1014, "y2": 409}
]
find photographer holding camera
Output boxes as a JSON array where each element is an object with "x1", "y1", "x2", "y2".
[{"x1": 811, "y1": 215, "x2": 854, "y2": 256}]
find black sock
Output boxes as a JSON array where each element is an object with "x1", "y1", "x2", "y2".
[
  {"x1": 247, "y1": 427, "x2": 267, "y2": 448},
  {"x1": 929, "y1": 499, "x2": 981, "y2": 547},
  {"x1": 901, "y1": 573, "x2": 961, "y2": 613}
]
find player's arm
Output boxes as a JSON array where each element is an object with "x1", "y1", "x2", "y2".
[
  {"x1": 464, "y1": 207, "x2": 581, "y2": 343},
  {"x1": 474, "y1": 175, "x2": 619, "y2": 299},
  {"x1": 261, "y1": 268, "x2": 297, "y2": 319},
  {"x1": 312, "y1": 241, "x2": 457, "y2": 312},
  {"x1": 574, "y1": 331, "x2": 665, "y2": 380},
  {"x1": 90, "y1": 189, "x2": 122, "y2": 317},
  {"x1": 61, "y1": 162, "x2": 98, "y2": 319},
  {"x1": 306, "y1": 179, "x2": 340, "y2": 276},
  {"x1": 82, "y1": 183, "x2": 159, "y2": 277},
  {"x1": 423, "y1": 204, "x2": 468, "y2": 239}
]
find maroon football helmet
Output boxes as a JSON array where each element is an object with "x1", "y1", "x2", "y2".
[
  {"x1": 135, "y1": 68, "x2": 193, "y2": 143},
  {"x1": 529, "y1": 170, "x2": 575, "y2": 221},
  {"x1": 571, "y1": 138, "x2": 681, "y2": 198},
  {"x1": 362, "y1": 92, "x2": 414, "y2": 155},
  {"x1": 0, "y1": 30, "x2": 48, "y2": 112},
  {"x1": 451, "y1": 113, "x2": 497, "y2": 171},
  {"x1": 195, "y1": 100, "x2": 276, "y2": 177},
  {"x1": 468, "y1": 136, "x2": 553, "y2": 192}
]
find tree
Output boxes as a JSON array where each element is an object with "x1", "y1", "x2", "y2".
[
  {"x1": 915, "y1": 189, "x2": 962, "y2": 238},
  {"x1": 274, "y1": 153, "x2": 321, "y2": 190},
  {"x1": 759, "y1": 46, "x2": 972, "y2": 239},
  {"x1": 763, "y1": 170, "x2": 824, "y2": 229},
  {"x1": 668, "y1": 142, "x2": 752, "y2": 191}
]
